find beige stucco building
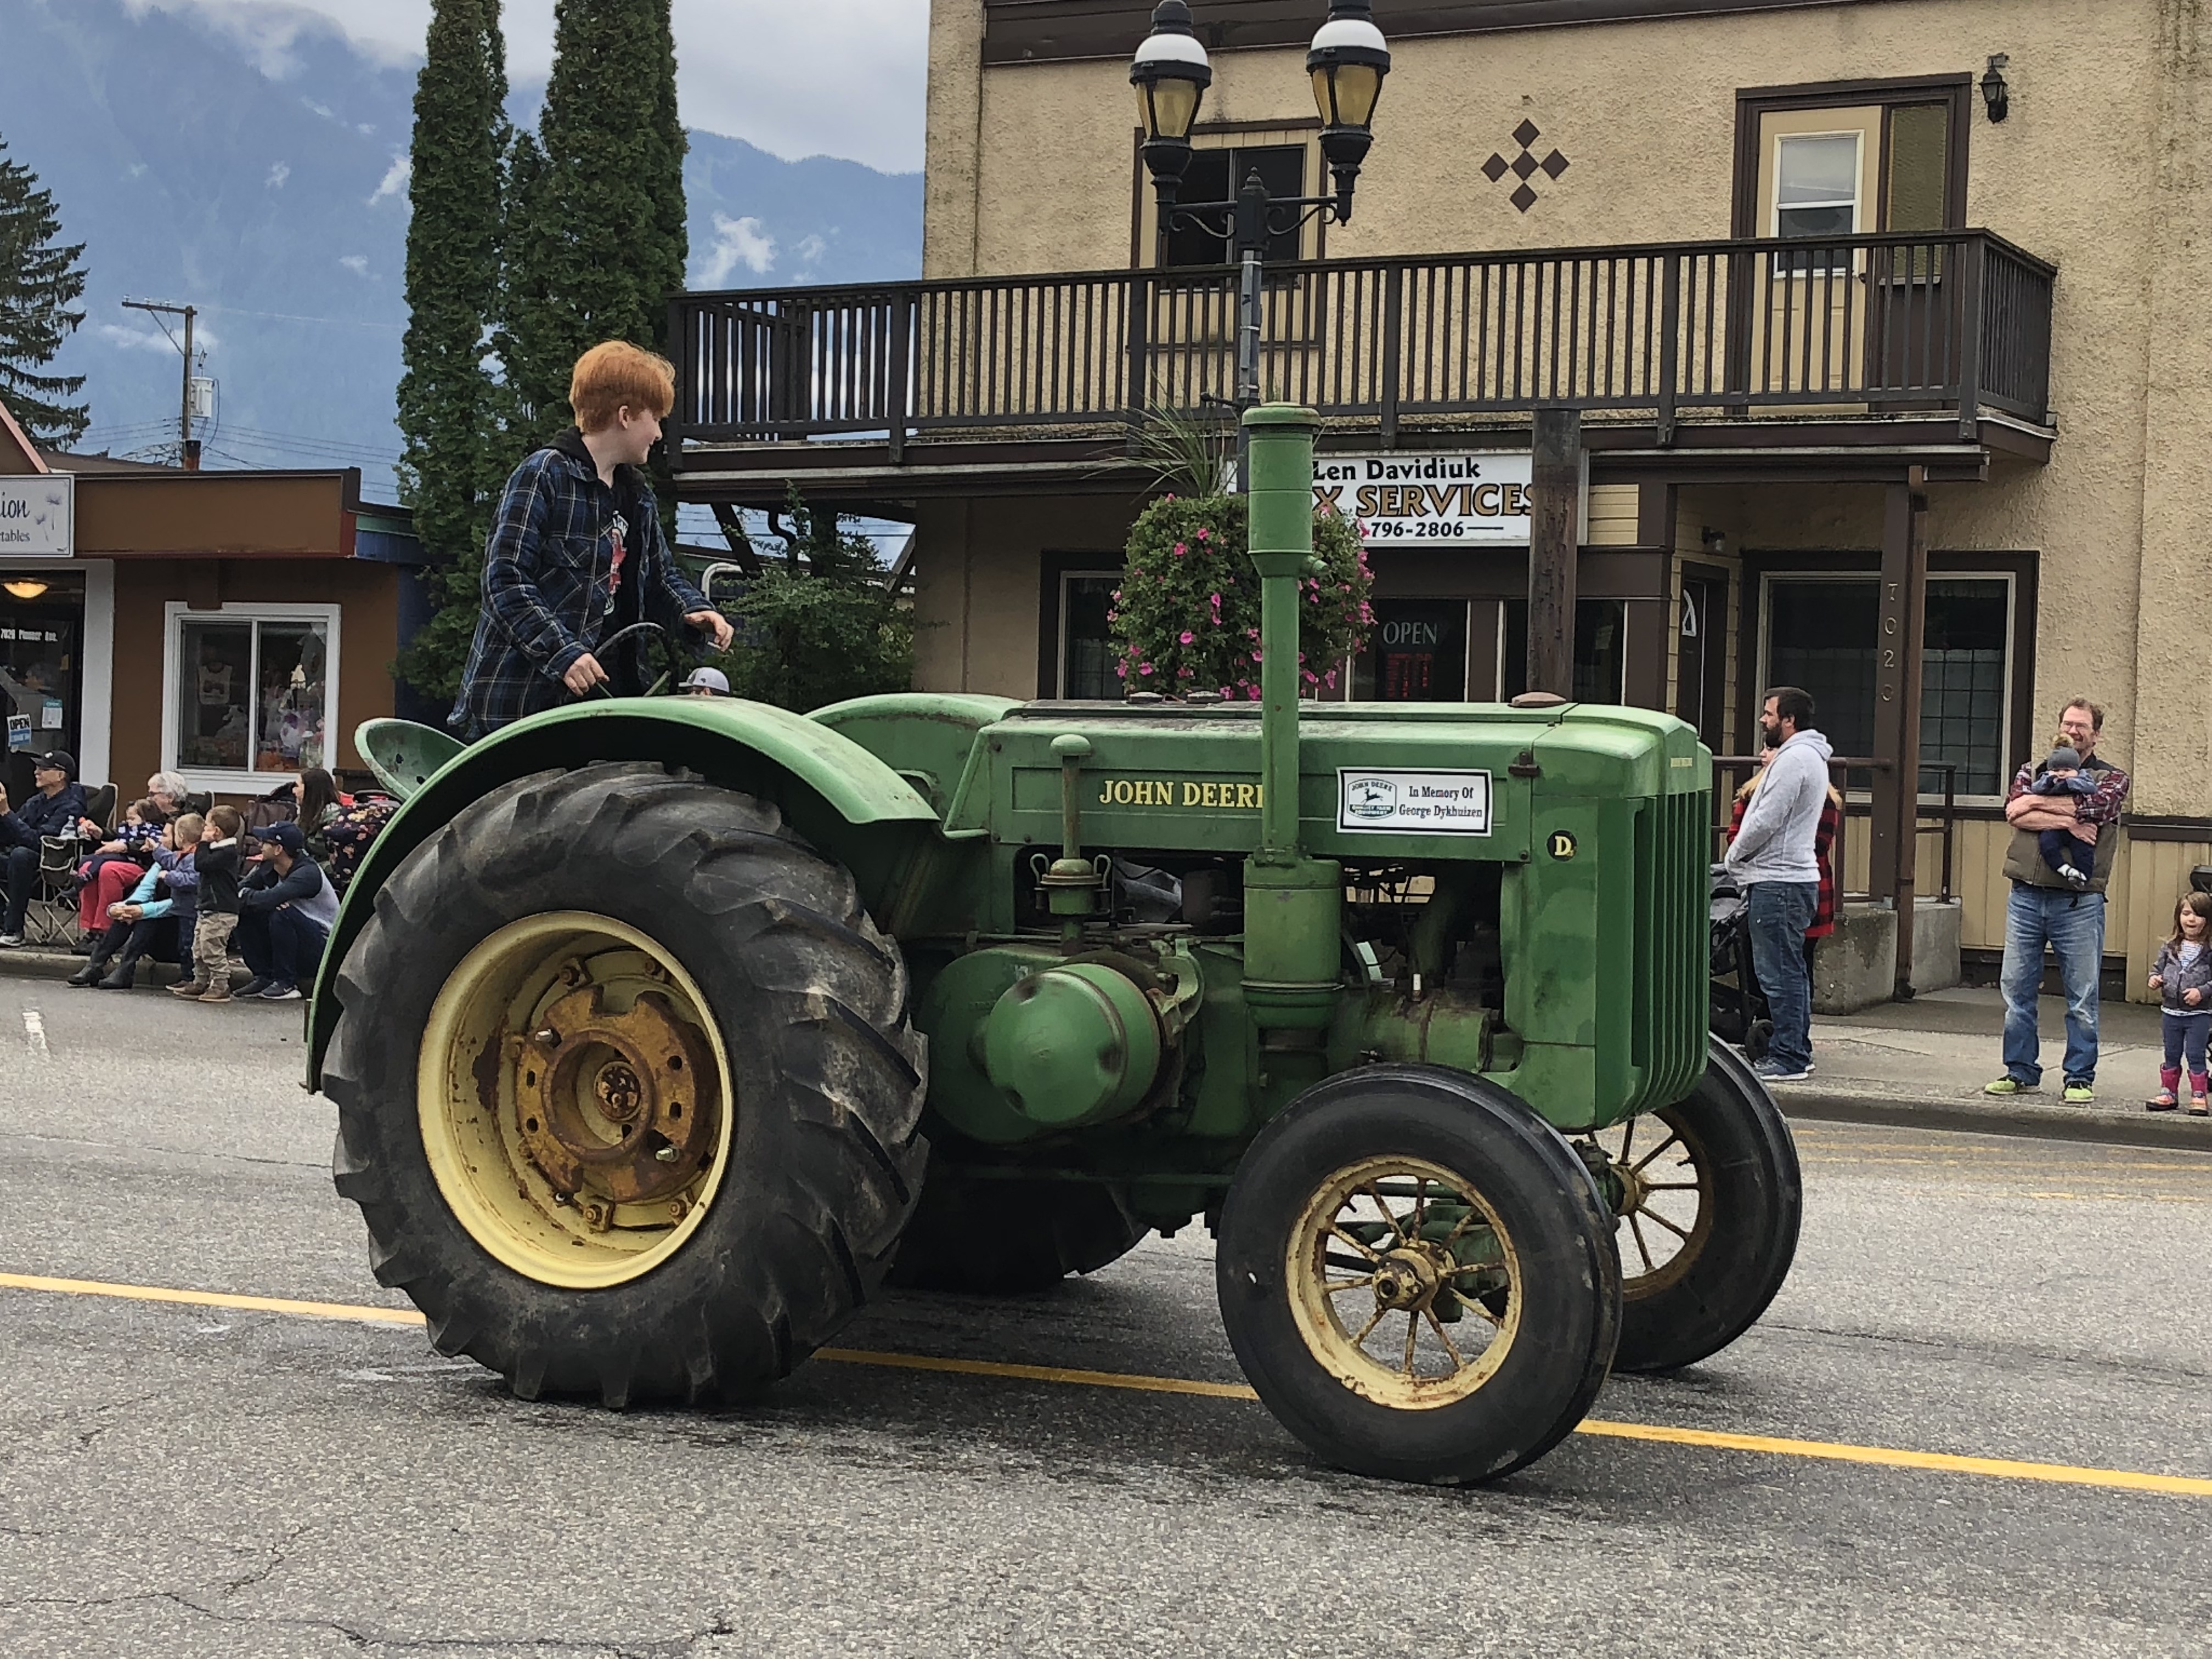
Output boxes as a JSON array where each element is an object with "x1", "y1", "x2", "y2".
[{"x1": 669, "y1": 0, "x2": 2212, "y2": 997}]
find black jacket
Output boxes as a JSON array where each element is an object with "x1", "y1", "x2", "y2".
[
  {"x1": 1, "y1": 781, "x2": 89, "y2": 850},
  {"x1": 194, "y1": 840, "x2": 245, "y2": 915}
]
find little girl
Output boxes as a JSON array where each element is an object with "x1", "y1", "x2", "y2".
[{"x1": 2146, "y1": 890, "x2": 2212, "y2": 1114}]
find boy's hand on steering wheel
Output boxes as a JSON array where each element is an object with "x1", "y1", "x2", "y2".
[{"x1": 562, "y1": 652, "x2": 609, "y2": 695}]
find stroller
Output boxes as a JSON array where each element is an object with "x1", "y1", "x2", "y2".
[{"x1": 1708, "y1": 863, "x2": 1773, "y2": 1062}]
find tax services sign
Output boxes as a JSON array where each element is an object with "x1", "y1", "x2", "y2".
[
  {"x1": 1312, "y1": 450, "x2": 1582, "y2": 547},
  {"x1": 0, "y1": 474, "x2": 74, "y2": 559}
]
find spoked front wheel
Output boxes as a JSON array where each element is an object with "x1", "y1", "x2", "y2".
[
  {"x1": 1217, "y1": 1065, "x2": 1621, "y2": 1485},
  {"x1": 1580, "y1": 1040, "x2": 1802, "y2": 1373}
]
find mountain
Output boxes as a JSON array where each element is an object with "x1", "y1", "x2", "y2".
[{"x1": 0, "y1": 0, "x2": 922, "y2": 503}]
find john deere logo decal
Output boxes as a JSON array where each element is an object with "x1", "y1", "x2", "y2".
[
  {"x1": 1345, "y1": 777, "x2": 1398, "y2": 820},
  {"x1": 1548, "y1": 830, "x2": 1578, "y2": 860}
]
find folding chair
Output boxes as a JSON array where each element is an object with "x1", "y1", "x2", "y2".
[{"x1": 21, "y1": 834, "x2": 87, "y2": 947}]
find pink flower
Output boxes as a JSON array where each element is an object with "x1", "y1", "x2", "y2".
[
  {"x1": 1179, "y1": 630, "x2": 1195, "y2": 645},
  {"x1": 1196, "y1": 526, "x2": 1211, "y2": 542},
  {"x1": 1138, "y1": 662, "x2": 1155, "y2": 676},
  {"x1": 1178, "y1": 666, "x2": 1194, "y2": 678},
  {"x1": 1251, "y1": 651, "x2": 1263, "y2": 663},
  {"x1": 1220, "y1": 686, "x2": 1234, "y2": 698},
  {"x1": 1173, "y1": 542, "x2": 1188, "y2": 557},
  {"x1": 1115, "y1": 663, "x2": 1128, "y2": 679},
  {"x1": 1322, "y1": 669, "x2": 1338, "y2": 690},
  {"x1": 1303, "y1": 670, "x2": 1319, "y2": 685},
  {"x1": 1246, "y1": 685, "x2": 1262, "y2": 700}
]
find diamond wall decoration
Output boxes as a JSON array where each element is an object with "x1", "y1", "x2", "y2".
[{"x1": 1482, "y1": 121, "x2": 1570, "y2": 213}]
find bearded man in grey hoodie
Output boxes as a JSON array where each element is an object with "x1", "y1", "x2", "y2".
[{"x1": 1725, "y1": 686, "x2": 1835, "y2": 1082}]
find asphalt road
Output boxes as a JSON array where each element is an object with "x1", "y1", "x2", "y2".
[{"x1": 2, "y1": 976, "x2": 2208, "y2": 1658}]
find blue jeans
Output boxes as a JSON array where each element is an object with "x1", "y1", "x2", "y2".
[
  {"x1": 1746, "y1": 881, "x2": 1819, "y2": 1071},
  {"x1": 235, "y1": 906, "x2": 330, "y2": 988},
  {"x1": 2000, "y1": 884, "x2": 2105, "y2": 1087}
]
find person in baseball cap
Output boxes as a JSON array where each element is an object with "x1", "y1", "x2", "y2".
[
  {"x1": 233, "y1": 818, "x2": 338, "y2": 1000},
  {"x1": 1, "y1": 751, "x2": 89, "y2": 945},
  {"x1": 680, "y1": 667, "x2": 731, "y2": 697}
]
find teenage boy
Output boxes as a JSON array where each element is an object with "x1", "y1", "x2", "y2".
[
  {"x1": 450, "y1": 341, "x2": 735, "y2": 740},
  {"x1": 176, "y1": 803, "x2": 246, "y2": 1002},
  {"x1": 235, "y1": 821, "x2": 339, "y2": 1002},
  {"x1": 0, "y1": 750, "x2": 90, "y2": 946}
]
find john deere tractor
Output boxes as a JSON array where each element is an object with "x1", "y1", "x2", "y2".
[{"x1": 312, "y1": 406, "x2": 1799, "y2": 1485}]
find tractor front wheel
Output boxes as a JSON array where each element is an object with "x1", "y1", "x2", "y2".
[
  {"x1": 1216, "y1": 1065, "x2": 1621, "y2": 1485},
  {"x1": 323, "y1": 763, "x2": 927, "y2": 1406},
  {"x1": 1585, "y1": 1040, "x2": 1802, "y2": 1374}
]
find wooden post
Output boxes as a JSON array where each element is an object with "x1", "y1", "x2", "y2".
[
  {"x1": 1868, "y1": 478, "x2": 1929, "y2": 997},
  {"x1": 1526, "y1": 408, "x2": 1582, "y2": 696}
]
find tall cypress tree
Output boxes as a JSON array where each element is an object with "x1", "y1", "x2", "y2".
[
  {"x1": 511, "y1": 0, "x2": 689, "y2": 438},
  {"x1": 0, "y1": 133, "x2": 89, "y2": 448},
  {"x1": 394, "y1": 0, "x2": 510, "y2": 702}
]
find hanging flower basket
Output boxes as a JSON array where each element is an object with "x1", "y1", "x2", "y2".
[{"x1": 1110, "y1": 493, "x2": 1372, "y2": 699}]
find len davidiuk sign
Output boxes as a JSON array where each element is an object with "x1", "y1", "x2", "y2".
[
  {"x1": 1313, "y1": 451, "x2": 1581, "y2": 548},
  {"x1": 0, "y1": 475, "x2": 74, "y2": 559}
]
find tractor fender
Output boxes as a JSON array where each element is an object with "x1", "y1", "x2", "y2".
[{"x1": 306, "y1": 698, "x2": 940, "y2": 1088}]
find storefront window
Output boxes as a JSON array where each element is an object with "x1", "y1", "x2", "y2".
[
  {"x1": 0, "y1": 573, "x2": 84, "y2": 800},
  {"x1": 1355, "y1": 600, "x2": 1468, "y2": 700},
  {"x1": 1762, "y1": 575, "x2": 2011, "y2": 797},
  {"x1": 1500, "y1": 599, "x2": 1628, "y2": 703},
  {"x1": 167, "y1": 606, "x2": 336, "y2": 781}
]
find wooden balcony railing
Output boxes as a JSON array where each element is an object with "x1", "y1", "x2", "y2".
[{"x1": 669, "y1": 229, "x2": 2053, "y2": 458}]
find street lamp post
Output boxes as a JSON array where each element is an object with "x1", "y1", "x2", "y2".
[{"x1": 1131, "y1": 0, "x2": 1390, "y2": 490}]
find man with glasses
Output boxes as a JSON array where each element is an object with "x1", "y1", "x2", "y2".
[
  {"x1": 0, "y1": 751, "x2": 89, "y2": 947},
  {"x1": 1987, "y1": 698, "x2": 2130, "y2": 1104}
]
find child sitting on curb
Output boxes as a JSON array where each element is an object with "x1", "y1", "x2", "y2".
[
  {"x1": 173, "y1": 804, "x2": 245, "y2": 1002},
  {"x1": 2146, "y1": 890, "x2": 2212, "y2": 1115},
  {"x1": 67, "y1": 813, "x2": 202, "y2": 990}
]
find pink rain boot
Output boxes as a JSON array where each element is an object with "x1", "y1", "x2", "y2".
[{"x1": 2148, "y1": 1066, "x2": 2181, "y2": 1111}]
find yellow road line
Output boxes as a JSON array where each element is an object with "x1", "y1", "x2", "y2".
[{"x1": 7, "y1": 1270, "x2": 2210, "y2": 1499}]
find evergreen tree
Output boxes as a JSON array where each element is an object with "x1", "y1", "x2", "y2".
[
  {"x1": 394, "y1": 0, "x2": 511, "y2": 702},
  {"x1": 511, "y1": 0, "x2": 689, "y2": 437},
  {"x1": 0, "y1": 134, "x2": 89, "y2": 448}
]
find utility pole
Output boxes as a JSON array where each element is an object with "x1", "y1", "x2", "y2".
[{"x1": 121, "y1": 298, "x2": 201, "y2": 470}]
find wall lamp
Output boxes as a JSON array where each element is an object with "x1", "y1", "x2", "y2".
[
  {"x1": 2, "y1": 579, "x2": 50, "y2": 601},
  {"x1": 1980, "y1": 55, "x2": 2010, "y2": 123}
]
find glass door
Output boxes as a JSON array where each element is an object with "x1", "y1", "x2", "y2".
[{"x1": 0, "y1": 571, "x2": 86, "y2": 804}]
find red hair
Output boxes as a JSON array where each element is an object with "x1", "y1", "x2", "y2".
[{"x1": 569, "y1": 341, "x2": 676, "y2": 432}]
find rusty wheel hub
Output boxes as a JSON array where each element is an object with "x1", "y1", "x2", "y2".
[{"x1": 517, "y1": 984, "x2": 718, "y2": 1210}]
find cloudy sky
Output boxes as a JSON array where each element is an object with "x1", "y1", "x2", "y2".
[{"x1": 126, "y1": 0, "x2": 929, "y2": 173}]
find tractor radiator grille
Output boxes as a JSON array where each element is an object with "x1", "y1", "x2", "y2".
[{"x1": 1628, "y1": 786, "x2": 1711, "y2": 1113}]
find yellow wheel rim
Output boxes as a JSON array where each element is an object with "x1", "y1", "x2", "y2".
[
  {"x1": 1285, "y1": 1155, "x2": 1522, "y2": 1410},
  {"x1": 417, "y1": 911, "x2": 735, "y2": 1290},
  {"x1": 1582, "y1": 1108, "x2": 1711, "y2": 1300}
]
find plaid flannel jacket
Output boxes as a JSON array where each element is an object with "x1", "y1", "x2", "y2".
[{"x1": 449, "y1": 430, "x2": 709, "y2": 740}]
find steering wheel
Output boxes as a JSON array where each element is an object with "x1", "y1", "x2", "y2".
[{"x1": 585, "y1": 620, "x2": 682, "y2": 698}]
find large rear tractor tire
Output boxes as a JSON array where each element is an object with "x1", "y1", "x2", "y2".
[
  {"x1": 1216, "y1": 1065, "x2": 1622, "y2": 1485},
  {"x1": 1584, "y1": 1040, "x2": 1802, "y2": 1374},
  {"x1": 888, "y1": 1170, "x2": 1146, "y2": 1294},
  {"x1": 323, "y1": 763, "x2": 927, "y2": 1407}
]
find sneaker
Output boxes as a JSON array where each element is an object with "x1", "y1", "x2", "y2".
[
  {"x1": 1983, "y1": 1076, "x2": 2035, "y2": 1096},
  {"x1": 1752, "y1": 1058, "x2": 1812, "y2": 1082},
  {"x1": 2063, "y1": 1082, "x2": 2096, "y2": 1105},
  {"x1": 2058, "y1": 865, "x2": 2091, "y2": 890},
  {"x1": 257, "y1": 980, "x2": 302, "y2": 1001},
  {"x1": 235, "y1": 976, "x2": 271, "y2": 999},
  {"x1": 0, "y1": 934, "x2": 21, "y2": 948},
  {"x1": 197, "y1": 984, "x2": 233, "y2": 1004},
  {"x1": 167, "y1": 979, "x2": 210, "y2": 998}
]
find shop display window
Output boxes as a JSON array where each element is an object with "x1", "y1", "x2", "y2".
[
  {"x1": 1355, "y1": 600, "x2": 1469, "y2": 701},
  {"x1": 164, "y1": 604, "x2": 338, "y2": 787},
  {"x1": 1761, "y1": 575, "x2": 2011, "y2": 798}
]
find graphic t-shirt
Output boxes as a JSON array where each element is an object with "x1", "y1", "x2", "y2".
[{"x1": 607, "y1": 510, "x2": 629, "y2": 600}]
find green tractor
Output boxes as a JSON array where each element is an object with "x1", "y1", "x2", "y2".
[{"x1": 312, "y1": 406, "x2": 1799, "y2": 1484}]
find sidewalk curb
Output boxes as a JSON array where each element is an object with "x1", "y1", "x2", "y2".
[{"x1": 1779, "y1": 1088, "x2": 2212, "y2": 1151}]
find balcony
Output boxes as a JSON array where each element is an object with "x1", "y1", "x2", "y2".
[{"x1": 669, "y1": 229, "x2": 2055, "y2": 500}]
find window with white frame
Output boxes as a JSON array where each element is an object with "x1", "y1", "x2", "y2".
[
  {"x1": 163, "y1": 603, "x2": 340, "y2": 787},
  {"x1": 1774, "y1": 133, "x2": 1859, "y2": 270},
  {"x1": 1760, "y1": 574, "x2": 2011, "y2": 798}
]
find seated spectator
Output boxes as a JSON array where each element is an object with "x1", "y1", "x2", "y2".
[
  {"x1": 67, "y1": 812, "x2": 202, "y2": 990},
  {"x1": 73, "y1": 797, "x2": 170, "y2": 944},
  {"x1": 319, "y1": 793, "x2": 397, "y2": 895},
  {"x1": 235, "y1": 821, "x2": 339, "y2": 1002},
  {"x1": 148, "y1": 771, "x2": 211, "y2": 819},
  {"x1": 0, "y1": 751, "x2": 91, "y2": 947},
  {"x1": 296, "y1": 766, "x2": 353, "y2": 861}
]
